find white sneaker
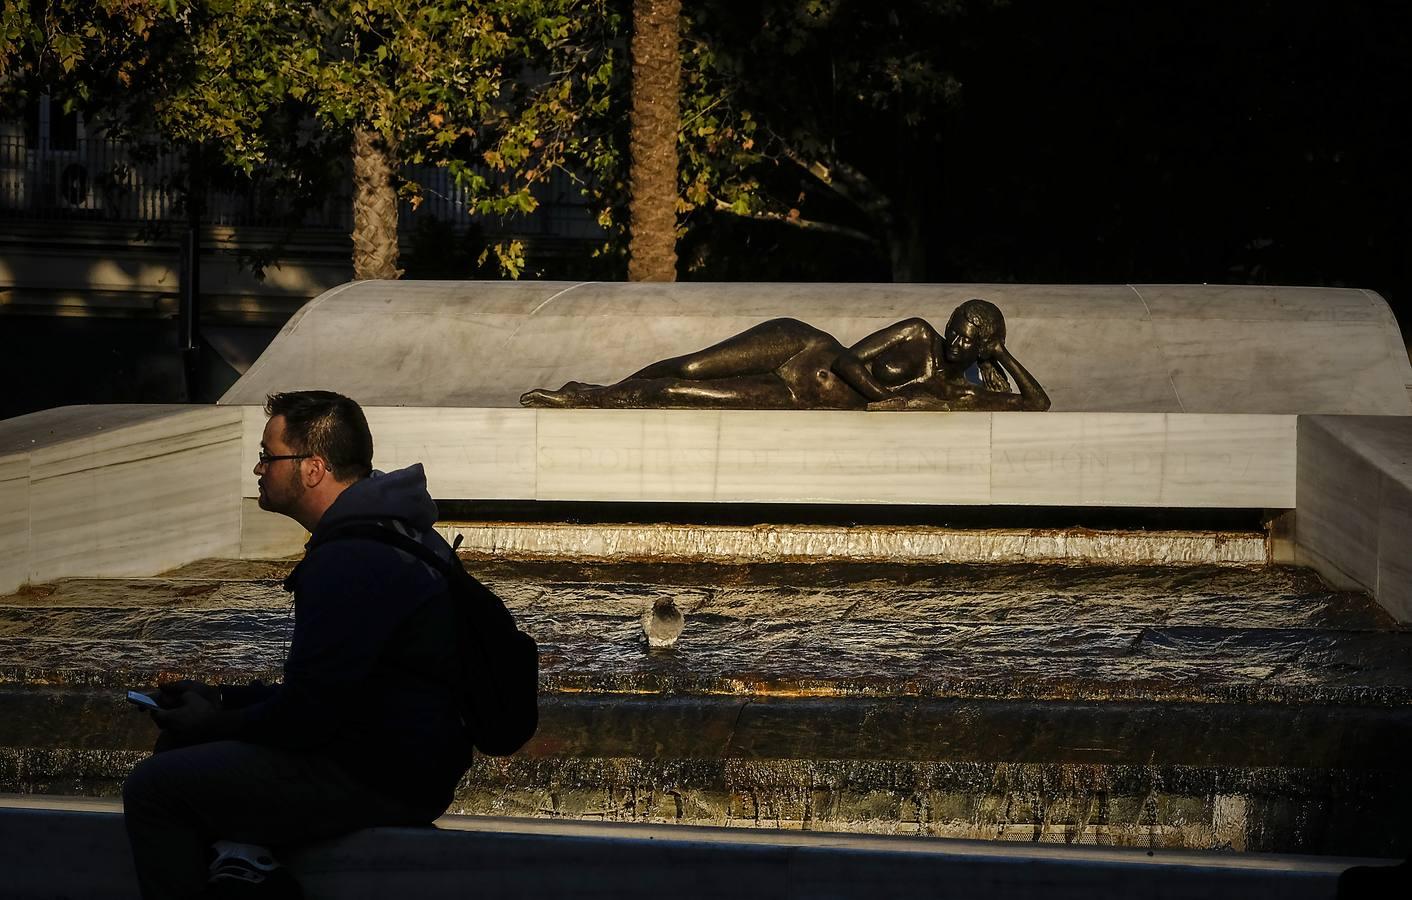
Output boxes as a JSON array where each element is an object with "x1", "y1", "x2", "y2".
[{"x1": 207, "y1": 841, "x2": 302, "y2": 898}]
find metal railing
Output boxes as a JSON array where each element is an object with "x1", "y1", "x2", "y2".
[
  {"x1": 401, "y1": 161, "x2": 603, "y2": 239},
  {"x1": 0, "y1": 134, "x2": 602, "y2": 238},
  {"x1": 0, "y1": 134, "x2": 184, "y2": 222}
]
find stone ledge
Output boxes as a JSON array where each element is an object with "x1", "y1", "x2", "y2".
[
  {"x1": 9, "y1": 693, "x2": 1412, "y2": 769},
  {"x1": 0, "y1": 797, "x2": 1384, "y2": 900},
  {"x1": 8, "y1": 692, "x2": 1412, "y2": 854}
]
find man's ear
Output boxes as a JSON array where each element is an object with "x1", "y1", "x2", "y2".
[{"x1": 302, "y1": 456, "x2": 329, "y2": 488}]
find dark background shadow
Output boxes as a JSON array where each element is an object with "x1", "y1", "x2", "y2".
[{"x1": 3, "y1": 0, "x2": 1409, "y2": 422}]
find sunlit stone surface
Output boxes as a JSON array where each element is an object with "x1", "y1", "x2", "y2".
[
  {"x1": 0, "y1": 405, "x2": 245, "y2": 593},
  {"x1": 228, "y1": 407, "x2": 1298, "y2": 512},
  {"x1": 1296, "y1": 415, "x2": 1412, "y2": 622}
]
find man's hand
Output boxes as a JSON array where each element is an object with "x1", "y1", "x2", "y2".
[
  {"x1": 151, "y1": 689, "x2": 221, "y2": 735},
  {"x1": 157, "y1": 679, "x2": 219, "y2": 709}
]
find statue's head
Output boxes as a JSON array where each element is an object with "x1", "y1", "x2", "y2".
[{"x1": 943, "y1": 299, "x2": 1006, "y2": 367}]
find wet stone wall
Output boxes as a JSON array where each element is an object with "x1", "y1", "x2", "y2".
[
  {"x1": 456, "y1": 754, "x2": 1399, "y2": 853},
  {"x1": 2, "y1": 558, "x2": 1410, "y2": 856}
]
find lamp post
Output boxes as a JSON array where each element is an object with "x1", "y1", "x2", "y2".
[{"x1": 178, "y1": 142, "x2": 203, "y2": 401}]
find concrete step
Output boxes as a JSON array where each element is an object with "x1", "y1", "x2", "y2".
[{"x1": 0, "y1": 795, "x2": 1386, "y2": 900}]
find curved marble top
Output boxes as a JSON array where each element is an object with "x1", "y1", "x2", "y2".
[{"x1": 219, "y1": 281, "x2": 1412, "y2": 415}]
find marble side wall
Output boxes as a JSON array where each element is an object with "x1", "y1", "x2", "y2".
[
  {"x1": 0, "y1": 453, "x2": 28, "y2": 594},
  {"x1": 236, "y1": 407, "x2": 1296, "y2": 510},
  {"x1": 238, "y1": 498, "x2": 308, "y2": 560},
  {"x1": 0, "y1": 404, "x2": 1307, "y2": 579},
  {"x1": 1296, "y1": 415, "x2": 1412, "y2": 622},
  {"x1": 0, "y1": 406, "x2": 243, "y2": 593}
]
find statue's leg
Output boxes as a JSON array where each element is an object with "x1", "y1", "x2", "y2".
[
  {"x1": 520, "y1": 388, "x2": 569, "y2": 407},
  {"x1": 522, "y1": 375, "x2": 796, "y2": 409},
  {"x1": 655, "y1": 374, "x2": 797, "y2": 408},
  {"x1": 521, "y1": 379, "x2": 681, "y2": 408},
  {"x1": 519, "y1": 382, "x2": 607, "y2": 407},
  {"x1": 626, "y1": 319, "x2": 827, "y2": 381}
]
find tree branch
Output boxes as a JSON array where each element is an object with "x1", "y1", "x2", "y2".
[
  {"x1": 710, "y1": 198, "x2": 880, "y2": 245},
  {"x1": 776, "y1": 141, "x2": 891, "y2": 220}
]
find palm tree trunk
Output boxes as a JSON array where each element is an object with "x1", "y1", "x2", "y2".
[
  {"x1": 351, "y1": 128, "x2": 400, "y2": 280},
  {"x1": 626, "y1": 0, "x2": 682, "y2": 282}
]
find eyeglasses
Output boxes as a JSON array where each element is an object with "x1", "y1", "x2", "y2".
[{"x1": 256, "y1": 451, "x2": 313, "y2": 466}]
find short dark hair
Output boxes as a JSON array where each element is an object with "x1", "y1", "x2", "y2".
[{"x1": 264, "y1": 391, "x2": 373, "y2": 482}]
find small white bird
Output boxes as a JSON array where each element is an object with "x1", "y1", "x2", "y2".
[{"x1": 642, "y1": 596, "x2": 685, "y2": 649}]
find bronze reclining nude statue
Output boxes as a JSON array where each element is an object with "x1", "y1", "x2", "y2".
[{"x1": 520, "y1": 299, "x2": 1050, "y2": 412}]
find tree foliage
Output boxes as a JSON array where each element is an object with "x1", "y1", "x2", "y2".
[
  {"x1": 2, "y1": 0, "x2": 1002, "y2": 280},
  {"x1": 2, "y1": 0, "x2": 624, "y2": 276}
]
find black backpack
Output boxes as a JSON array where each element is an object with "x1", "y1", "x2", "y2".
[{"x1": 303, "y1": 522, "x2": 539, "y2": 756}]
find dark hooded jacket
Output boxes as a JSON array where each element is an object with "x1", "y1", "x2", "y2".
[{"x1": 220, "y1": 464, "x2": 472, "y2": 807}]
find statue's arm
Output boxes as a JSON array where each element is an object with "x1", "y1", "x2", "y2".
[
  {"x1": 866, "y1": 391, "x2": 955, "y2": 411},
  {"x1": 834, "y1": 319, "x2": 934, "y2": 402},
  {"x1": 847, "y1": 318, "x2": 932, "y2": 362},
  {"x1": 832, "y1": 350, "x2": 895, "y2": 401},
  {"x1": 991, "y1": 345, "x2": 1051, "y2": 411}
]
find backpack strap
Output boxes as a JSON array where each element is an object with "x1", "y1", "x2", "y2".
[
  {"x1": 284, "y1": 521, "x2": 445, "y2": 592},
  {"x1": 297, "y1": 522, "x2": 506, "y2": 621},
  {"x1": 307, "y1": 521, "x2": 455, "y2": 578}
]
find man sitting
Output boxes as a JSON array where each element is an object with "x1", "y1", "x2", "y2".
[{"x1": 123, "y1": 390, "x2": 472, "y2": 899}]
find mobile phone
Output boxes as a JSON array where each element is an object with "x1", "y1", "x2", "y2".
[{"x1": 126, "y1": 690, "x2": 162, "y2": 711}]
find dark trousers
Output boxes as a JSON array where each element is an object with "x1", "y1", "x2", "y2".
[
  {"x1": 123, "y1": 740, "x2": 443, "y2": 900},
  {"x1": 1337, "y1": 859, "x2": 1412, "y2": 898}
]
